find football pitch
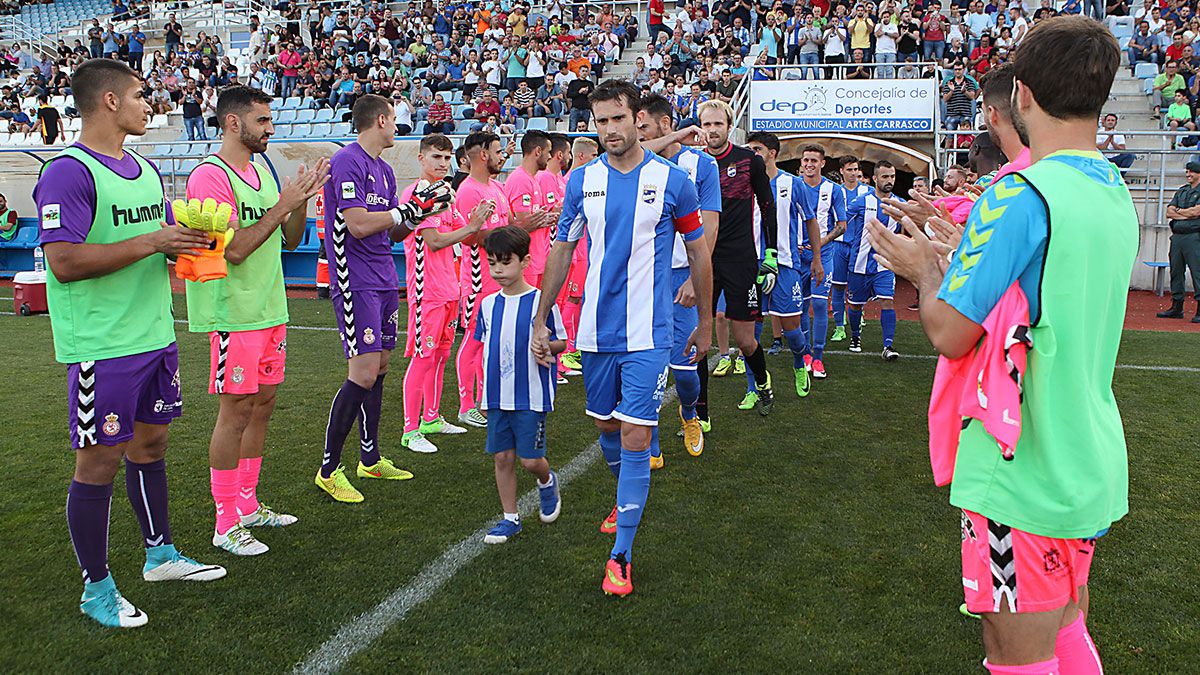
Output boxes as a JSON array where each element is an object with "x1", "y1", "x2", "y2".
[{"x1": 0, "y1": 295, "x2": 1197, "y2": 672}]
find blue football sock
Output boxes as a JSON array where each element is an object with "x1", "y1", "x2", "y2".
[
  {"x1": 783, "y1": 327, "x2": 810, "y2": 369},
  {"x1": 612, "y1": 447, "x2": 651, "y2": 562},
  {"x1": 600, "y1": 431, "x2": 622, "y2": 478},
  {"x1": 881, "y1": 309, "x2": 896, "y2": 348},
  {"x1": 649, "y1": 426, "x2": 661, "y2": 458},
  {"x1": 832, "y1": 286, "x2": 846, "y2": 328},
  {"x1": 800, "y1": 298, "x2": 812, "y2": 344},
  {"x1": 675, "y1": 369, "x2": 700, "y2": 420},
  {"x1": 849, "y1": 307, "x2": 864, "y2": 338},
  {"x1": 811, "y1": 297, "x2": 829, "y2": 360}
]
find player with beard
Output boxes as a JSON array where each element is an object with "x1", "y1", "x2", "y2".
[
  {"x1": 184, "y1": 85, "x2": 328, "y2": 554},
  {"x1": 503, "y1": 130, "x2": 558, "y2": 288},
  {"x1": 830, "y1": 155, "x2": 873, "y2": 343},
  {"x1": 533, "y1": 80, "x2": 712, "y2": 595},
  {"x1": 845, "y1": 160, "x2": 902, "y2": 359},
  {"x1": 697, "y1": 99, "x2": 779, "y2": 416}
]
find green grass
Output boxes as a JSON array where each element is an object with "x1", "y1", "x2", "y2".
[{"x1": 0, "y1": 296, "x2": 1197, "y2": 672}]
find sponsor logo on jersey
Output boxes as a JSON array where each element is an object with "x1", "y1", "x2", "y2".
[
  {"x1": 153, "y1": 399, "x2": 181, "y2": 413},
  {"x1": 103, "y1": 413, "x2": 121, "y2": 436},
  {"x1": 365, "y1": 193, "x2": 390, "y2": 206},
  {"x1": 583, "y1": 189, "x2": 606, "y2": 198},
  {"x1": 111, "y1": 201, "x2": 165, "y2": 228},
  {"x1": 239, "y1": 203, "x2": 268, "y2": 224}
]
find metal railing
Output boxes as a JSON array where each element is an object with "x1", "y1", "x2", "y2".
[{"x1": 0, "y1": 16, "x2": 60, "y2": 62}]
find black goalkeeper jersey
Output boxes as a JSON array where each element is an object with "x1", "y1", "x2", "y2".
[{"x1": 710, "y1": 142, "x2": 777, "y2": 263}]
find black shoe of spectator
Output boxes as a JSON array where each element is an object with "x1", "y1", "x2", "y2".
[{"x1": 1157, "y1": 300, "x2": 1184, "y2": 318}]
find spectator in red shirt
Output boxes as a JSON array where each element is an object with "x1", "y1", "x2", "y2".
[
  {"x1": 424, "y1": 92, "x2": 454, "y2": 134},
  {"x1": 278, "y1": 41, "x2": 302, "y2": 99},
  {"x1": 922, "y1": 2, "x2": 947, "y2": 60},
  {"x1": 471, "y1": 89, "x2": 501, "y2": 120},
  {"x1": 648, "y1": 0, "x2": 667, "y2": 44},
  {"x1": 1167, "y1": 30, "x2": 1187, "y2": 62}
]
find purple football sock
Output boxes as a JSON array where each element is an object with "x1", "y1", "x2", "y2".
[
  {"x1": 358, "y1": 372, "x2": 385, "y2": 467},
  {"x1": 322, "y1": 379, "x2": 371, "y2": 478},
  {"x1": 67, "y1": 480, "x2": 112, "y2": 584},
  {"x1": 125, "y1": 458, "x2": 173, "y2": 548}
]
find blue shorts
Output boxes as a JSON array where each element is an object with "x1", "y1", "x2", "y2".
[
  {"x1": 485, "y1": 410, "x2": 547, "y2": 459},
  {"x1": 581, "y1": 348, "x2": 670, "y2": 426},
  {"x1": 831, "y1": 240, "x2": 852, "y2": 285},
  {"x1": 848, "y1": 270, "x2": 896, "y2": 304},
  {"x1": 767, "y1": 265, "x2": 806, "y2": 317},
  {"x1": 670, "y1": 267, "x2": 699, "y2": 371},
  {"x1": 799, "y1": 248, "x2": 835, "y2": 300}
]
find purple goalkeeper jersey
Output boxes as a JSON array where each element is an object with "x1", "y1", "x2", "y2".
[{"x1": 322, "y1": 141, "x2": 400, "y2": 292}]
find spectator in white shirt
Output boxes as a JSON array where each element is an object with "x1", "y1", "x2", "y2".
[
  {"x1": 875, "y1": 10, "x2": 899, "y2": 78},
  {"x1": 1097, "y1": 113, "x2": 1136, "y2": 169}
]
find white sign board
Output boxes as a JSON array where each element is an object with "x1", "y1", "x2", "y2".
[{"x1": 748, "y1": 79, "x2": 937, "y2": 133}]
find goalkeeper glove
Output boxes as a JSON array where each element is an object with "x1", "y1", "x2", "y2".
[
  {"x1": 758, "y1": 248, "x2": 778, "y2": 296},
  {"x1": 390, "y1": 179, "x2": 453, "y2": 230},
  {"x1": 173, "y1": 198, "x2": 234, "y2": 249}
]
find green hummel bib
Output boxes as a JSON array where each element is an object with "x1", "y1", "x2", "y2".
[
  {"x1": 44, "y1": 147, "x2": 175, "y2": 363},
  {"x1": 184, "y1": 156, "x2": 288, "y2": 333}
]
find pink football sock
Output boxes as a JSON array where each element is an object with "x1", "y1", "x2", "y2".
[
  {"x1": 561, "y1": 300, "x2": 581, "y2": 351},
  {"x1": 210, "y1": 468, "x2": 241, "y2": 535},
  {"x1": 1056, "y1": 612, "x2": 1103, "y2": 675},
  {"x1": 404, "y1": 354, "x2": 437, "y2": 433},
  {"x1": 427, "y1": 347, "x2": 451, "y2": 422},
  {"x1": 456, "y1": 338, "x2": 483, "y2": 413},
  {"x1": 236, "y1": 456, "x2": 262, "y2": 516},
  {"x1": 984, "y1": 657, "x2": 1060, "y2": 674}
]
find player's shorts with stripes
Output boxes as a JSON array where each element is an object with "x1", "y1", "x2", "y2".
[
  {"x1": 485, "y1": 410, "x2": 548, "y2": 459},
  {"x1": 960, "y1": 509, "x2": 1096, "y2": 615},
  {"x1": 331, "y1": 289, "x2": 399, "y2": 358},
  {"x1": 581, "y1": 348, "x2": 670, "y2": 426},
  {"x1": 767, "y1": 265, "x2": 808, "y2": 317},
  {"x1": 405, "y1": 299, "x2": 457, "y2": 358},
  {"x1": 670, "y1": 267, "x2": 700, "y2": 370},
  {"x1": 831, "y1": 240, "x2": 852, "y2": 285},
  {"x1": 799, "y1": 247, "x2": 835, "y2": 300},
  {"x1": 209, "y1": 325, "x2": 287, "y2": 395},
  {"x1": 848, "y1": 270, "x2": 896, "y2": 305},
  {"x1": 711, "y1": 258, "x2": 762, "y2": 322},
  {"x1": 67, "y1": 344, "x2": 182, "y2": 449}
]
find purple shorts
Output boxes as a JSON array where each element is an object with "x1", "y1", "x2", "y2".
[
  {"x1": 67, "y1": 344, "x2": 182, "y2": 449},
  {"x1": 331, "y1": 289, "x2": 399, "y2": 358}
]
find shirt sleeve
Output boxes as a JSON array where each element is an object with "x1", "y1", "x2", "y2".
[
  {"x1": 696, "y1": 155, "x2": 723, "y2": 213},
  {"x1": 473, "y1": 298, "x2": 487, "y2": 342},
  {"x1": 671, "y1": 171, "x2": 703, "y2": 241},
  {"x1": 547, "y1": 303, "x2": 566, "y2": 341},
  {"x1": 937, "y1": 174, "x2": 1048, "y2": 325},
  {"x1": 750, "y1": 153, "x2": 777, "y2": 250},
  {"x1": 184, "y1": 162, "x2": 239, "y2": 222},
  {"x1": 330, "y1": 152, "x2": 369, "y2": 212},
  {"x1": 556, "y1": 168, "x2": 586, "y2": 242},
  {"x1": 1170, "y1": 186, "x2": 1184, "y2": 208},
  {"x1": 503, "y1": 172, "x2": 534, "y2": 213},
  {"x1": 34, "y1": 156, "x2": 96, "y2": 245},
  {"x1": 832, "y1": 183, "x2": 848, "y2": 222},
  {"x1": 794, "y1": 184, "x2": 814, "y2": 221}
]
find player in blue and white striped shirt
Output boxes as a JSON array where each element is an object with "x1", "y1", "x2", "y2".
[
  {"x1": 832, "y1": 156, "x2": 875, "y2": 344},
  {"x1": 844, "y1": 161, "x2": 902, "y2": 361},
  {"x1": 635, "y1": 93, "x2": 722, "y2": 466},
  {"x1": 534, "y1": 80, "x2": 712, "y2": 597},
  {"x1": 747, "y1": 132, "x2": 823, "y2": 399},
  {"x1": 474, "y1": 226, "x2": 567, "y2": 545},
  {"x1": 797, "y1": 144, "x2": 847, "y2": 380}
]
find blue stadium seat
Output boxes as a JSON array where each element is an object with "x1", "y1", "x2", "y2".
[
  {"x1": 274, "y1": 125, "x2": 293, "y2": 139},
  {"x1": 312, "y1": 122, "x2": 332, "y2": 136},
  {"x1": 332, "y1": 122, "x2": 352, "y2": 136},
  {"x1": 526, "y1": 118, "x2": 549, "y2": 131},
  {"x1": 291, "y1": 123, "x2": 312, "y2": 137},
  {"x1": 454, "y1": 119, "x2": 475, "y2": 134},
  {"x1": 314, "y1": 108, "x2": 335, "y2": 123},
  {"x1": 295, "y1": 108, "x2": 317, "y2": 123},
  {"x1": 283, "y1": 97, "x2": 302, "y2": 110},
  {"x1": 300, "y1": 96, "x2": 315, "y2": 109},
  {"x1": 277, "y1": 109, "x2": 297, "y2": 123},
  {"x1": 1134, "y1": 63, "x2": 1159, "y2": 79}
]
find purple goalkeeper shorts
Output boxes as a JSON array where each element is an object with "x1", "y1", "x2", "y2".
[
  {"x1": 331, "y1": 289, "x2": 400, "y2": 359},
  {"x1": 67, "y1": 344, "x2": 183, "y2": 449}
]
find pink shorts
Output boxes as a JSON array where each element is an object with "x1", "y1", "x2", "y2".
[
  {"x1": 406, "y1": 299, "x2": 458, "y2": 357},
  {"x1": 960, "y1": 510, "x2": 1095, "y2": 615},
  {"x1": 209, "y1": 325, "x2": 287, "y2": 395}
]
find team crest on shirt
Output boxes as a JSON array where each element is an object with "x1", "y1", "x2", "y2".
[
  {"x1": 341, "y1": 181, "x2": 356, "y2": 199},
  {"x1": 727, "y1": 165, "x2": 737, "y2": 177},
  {"x1": 500, "y1": 347, "x2": 515, "y2": 378},
  {"x1": 102, "y1": 413, "x2": 121, "y2": 436},
  {"x1": 363, "y1": 328, "x2": 376, "y2": 345},
  {"x1": 231, "y1": 366, "x2": 245, "y2": 385},
  {"x1": 779, "y1": 187, "x2": 789, "y2": 199},
  {"x1": 641, "y1": 185, "x2": 658, "y2": 204}
]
